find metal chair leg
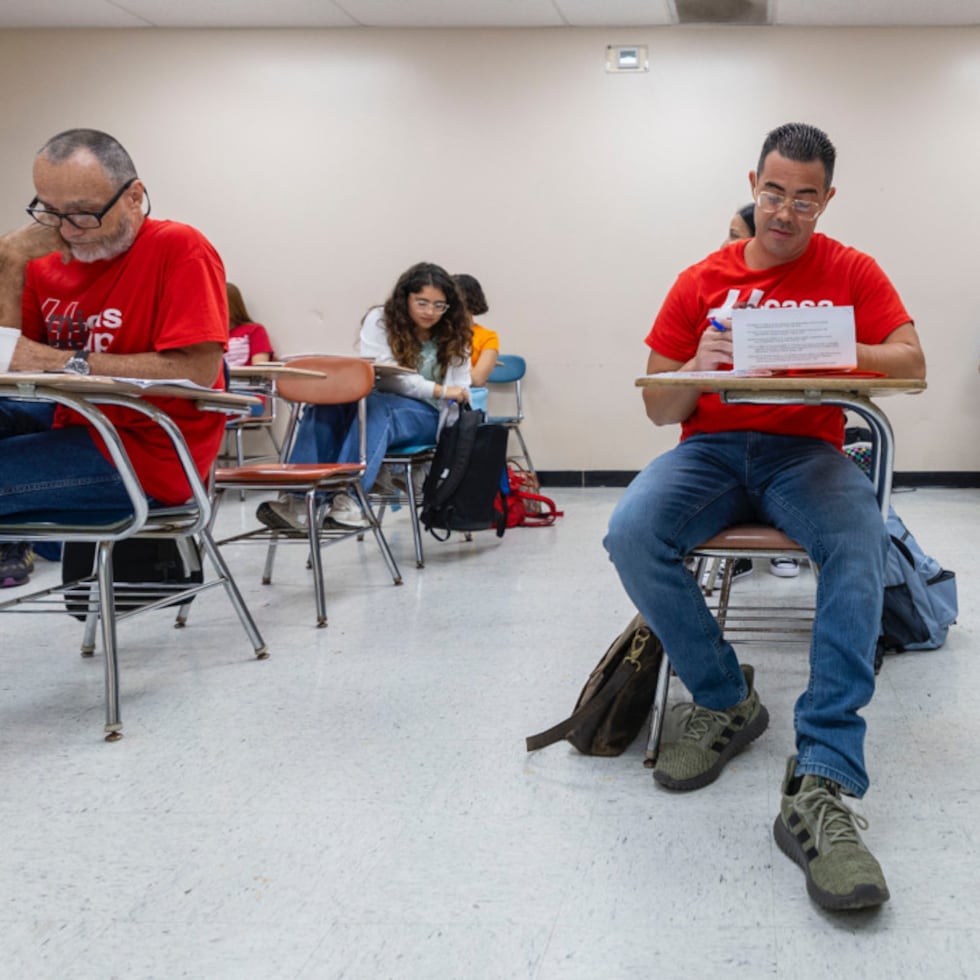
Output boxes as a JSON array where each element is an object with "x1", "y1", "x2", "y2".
[
  {"x1": 95, "y1": 542, "x2": 123, "y2": 742},
  {"x1": 403, "y1": 461, "x2": 425, "y2": 568},
  {"x1": 352, "y1": 484, "x2": 403, "y2": 586},
  {"x1": 644, "y1": 653, "x2": 673, "y2": 767},
  {"x1": 511, "y1": 424, "x2": 536, "y2": 478},
  {"x1": 304, "y1": 492, "x2": 329, "y2": 628},
  {"x1": 196, "y1": 529, "x2": 269, "y2": 655}
]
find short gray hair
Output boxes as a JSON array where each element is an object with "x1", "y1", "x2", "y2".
[{"x1": 38, "y1": 128, "x2": 137, "y2": 185}]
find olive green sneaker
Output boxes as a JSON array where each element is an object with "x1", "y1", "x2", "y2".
[
  {"x1": 773, "y1": 756, "x2": 890, "y2": 911},
  {"x1": 653, "y1": 664, "x2": 769, "y2": 791}
]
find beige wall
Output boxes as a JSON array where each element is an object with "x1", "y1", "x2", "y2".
[{"x1": 0, "y1": 25, "x2": 976, "y2": 473}]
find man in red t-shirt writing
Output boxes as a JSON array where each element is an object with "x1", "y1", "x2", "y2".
[
  {"x1": 604, "y1": 123, "x2": 925, "y2": 911},
  {"x1": 0, "y1": 128, "x2": 228, "y2": 585}
]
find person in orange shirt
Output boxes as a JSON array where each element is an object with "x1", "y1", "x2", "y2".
[{"x1": 453, "y1": 274, "x2": 499, "y2": 387}]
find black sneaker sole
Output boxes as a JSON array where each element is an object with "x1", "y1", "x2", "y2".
[
  {"x1": 256, "y1": 501, "x2": 305, "y2": 531},
  {"x1": 773, "y1": 814, "x2": 890, "y2": 910},
  {"x1": 653, "y1": 704, "x2": 770, "y2": 791}
]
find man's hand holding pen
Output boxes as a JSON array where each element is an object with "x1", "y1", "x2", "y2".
[{"x1": 692, "y1": 315, "x2": 734, "y2": 371}]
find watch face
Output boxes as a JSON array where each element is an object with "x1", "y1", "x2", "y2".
[{"x1": 65, "y1": 353, "x2": 91, "y2": 375}]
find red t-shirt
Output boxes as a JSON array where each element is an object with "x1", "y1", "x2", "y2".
[
  {"x1": 647, "y1": 233, "x2": 912, "y2": 447},
  {"x1": 225, "y1": 322, "x2": 274, "y2": 367},
  {"x1": 22, "y1": 218, "x2": 229, "y2": 505}
]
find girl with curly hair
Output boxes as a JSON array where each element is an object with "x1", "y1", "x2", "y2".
[{"x1": 257, "y1": 261, "x2": 472, "y2": 530}]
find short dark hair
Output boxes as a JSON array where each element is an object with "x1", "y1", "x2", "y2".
[
  {"x1": 757, "y1": 122, "x2": 836, "y2": 189},
  {"x1": 452, "y1": 274, "x2": 488, "y2": 316},
  {"x1": 38, "y1": 128, "x2": 137, "y2": 185},
  {"x1": 737, "y1": 203, "x2": 756, "y2": 236}
]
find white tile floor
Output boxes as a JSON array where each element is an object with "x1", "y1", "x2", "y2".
[{"x1": 0, "y1": 485, "x2": 977, "y2": 979}]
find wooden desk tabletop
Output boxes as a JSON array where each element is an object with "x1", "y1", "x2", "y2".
[
  {"x1": 228, "y1": 363, "x2": 327, "y2": 379},
  {"x1": 635, "y1": 372, "x2": 926, "y2": 399},
  {"x1": 0, "y1": 372, "x2": 261, "y2": 410}
]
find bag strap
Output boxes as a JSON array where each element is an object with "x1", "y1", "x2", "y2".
[
  {"x1": 525, "y1": 645, "x2": 646, "y2": 752},
  {"x1": 514, "y1": 491, "x2": 563, "y2": 526}
]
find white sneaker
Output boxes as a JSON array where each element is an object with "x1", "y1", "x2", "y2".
[
  {"x1": 371, "y1": 465, "x2": 399, "y2": 497},
  {"x1": 770, "y1": 557, "x2": 801, "y2": 578},
  {"x1": 325, "y1": 491, "x2": 369, "y2": 529}
]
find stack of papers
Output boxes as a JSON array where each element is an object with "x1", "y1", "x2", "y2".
[{"x1": 732, "y1": 306, "x2": 856, "y2": 372}]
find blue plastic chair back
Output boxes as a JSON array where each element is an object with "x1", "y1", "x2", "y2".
[
  {"x1": 469, "y1": 387, "x2": 488, "y2": 412},
  {"x1": 387, "y1": 442, "x2": 436, "y2": 456},
  {"x1": 488, "y1": 355, "x2": 527, "y2": 385}
]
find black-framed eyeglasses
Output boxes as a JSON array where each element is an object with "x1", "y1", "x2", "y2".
[{"x1": 26, "y1": 176, "x2": 140, "y2": 230}]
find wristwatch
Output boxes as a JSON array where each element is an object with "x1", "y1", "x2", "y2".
[{"x1": 63, "y1": 349, "x2": 91, "y2": 375}]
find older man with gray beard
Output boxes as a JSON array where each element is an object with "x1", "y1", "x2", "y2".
[{"x1": 0, "y1": 128, "x2": 228, "y2": 586}]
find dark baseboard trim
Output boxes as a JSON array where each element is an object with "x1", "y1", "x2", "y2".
[
  {"x1": 538, "y1": 470, "x2": 980, "y2": 489},
  {"x1": 893, "y1": 472, "x2": 980, "y2": 489},
  {"x1": 537, "y1": 471, "x2": 637, "y2": 488}
]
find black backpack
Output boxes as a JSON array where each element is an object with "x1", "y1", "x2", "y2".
[
  {"x1": 420, "y1": 405, "x2": 509, "y2": 540},
  {"x1": 62, "y1": 538, "x2": 204, "y2": 621}
]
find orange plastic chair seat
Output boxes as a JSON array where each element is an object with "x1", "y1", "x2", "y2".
[{"x1": 215, "y1": 462, "x2": 366, "y2": 485}]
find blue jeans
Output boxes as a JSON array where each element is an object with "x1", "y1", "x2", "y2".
[
  {"x1": 0, "y1": 400, "x2": 140, "y2": 524},
  {"x1": 288, "y1": 391, "x2": 439, "y2": 492},
  {"x1": 0, "y1": 398, "x2": 56, "y2": 437},
  {"x1": 603, "y1": 431, "x2": 889, "y2": 797}
]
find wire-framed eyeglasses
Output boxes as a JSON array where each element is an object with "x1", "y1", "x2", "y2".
[
  {"x1": 411, "y1": 298, "x2": 450, "y2": 314},
  {"x1": 754, "y1": 189, "x2": 824, "y2": 222}
]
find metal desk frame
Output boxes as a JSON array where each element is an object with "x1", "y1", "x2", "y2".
[{"x1": 0, "y1": 374, "x2": 269, "y2": 740}]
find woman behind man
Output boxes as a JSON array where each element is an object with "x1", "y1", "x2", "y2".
[
  {"x1": 726, "y1": 203, "x2": 756, "y2": 245},
  {"x1": 453, "y1": 273, "x2": 499, "y2": 387},
  {"x1": 224, "y1": 283, "x2": 274, "y2": 367},
  {"x1": 257, "y1": 261, "x2": 471, "y2": 530}
]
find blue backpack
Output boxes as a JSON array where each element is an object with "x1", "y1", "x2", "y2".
[{"x1": 876, "y1": 506, "x2": 958, "y2": 671}]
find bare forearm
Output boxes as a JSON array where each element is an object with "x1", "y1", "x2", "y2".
[
  {"x1": 10, "y1": 337, "x2": 226, "y2": 386},
  {"x1": 642, "y1": 347, "x2": 705, "y2": 425},
  {"x1": 0, "y1": 223, "x2": 71, "y2": 326},
  {"x1": 857, "y1": 342, "x2": 926, "y2": 380},
  {"x1": 0, "y1": 257, "x2": 27, "y2": 326},
  {"x1": 470, "y1": 349, "x2": 498, "y2": 387},
  {"x1": 643, "y1": 384, "x2": 702, "y2": 425}
]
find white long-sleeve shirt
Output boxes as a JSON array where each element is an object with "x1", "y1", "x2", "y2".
[{"x1": 358, "y1": 306, "x2": 471, "y2": 429}]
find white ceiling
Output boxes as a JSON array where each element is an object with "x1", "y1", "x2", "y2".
[{"x1": 2, "y1": 0, "x2": 980, "y2": 30}]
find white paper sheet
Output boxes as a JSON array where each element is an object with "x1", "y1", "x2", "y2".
[{"x1": 731, "y1": 305, "x2": 856, "y2": 371}]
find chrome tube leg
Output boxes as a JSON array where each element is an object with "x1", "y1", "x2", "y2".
[
  {"x1": 644, "y1": 653, "x2": 673, "y2": 766},
  {"x1": 174, "y1": 600, "x2": 192, "y2": 628},
  {"x1": 197, "y1": 530, "x2": 270, "y2": 655},
  {"x1": 403, "y1": 462, "x2": 425, "y2": 568},
  {"x1": 96, "y1": 542, "x2": 123, "y2": 741},
  {"x1": 262, "y1": 536, "x2": 278, "y2": 585},
  {"x1": 353, "y1": 484, "x2": 403, "y2": 585},
  {"x1": 235, "y1": 427, "x2": 247, "y2": 499},
  {"x1": 80, "y1": 583, "x2": 99, "y2": 657},
  {"x1": 716, "y1": 562, "x2": 735, "y2": 634},
  {"x1": 513, "y1": 425, "x2": 535, "y2": 477},
  {"x1": 304, "y1": 495, "x2": 328, "y2": 628}
]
